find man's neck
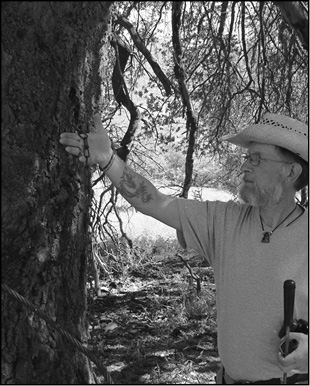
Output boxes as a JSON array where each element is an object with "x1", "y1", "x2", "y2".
[{"x1": 259, "y1": 199, "x2": 299, "y2": 229}]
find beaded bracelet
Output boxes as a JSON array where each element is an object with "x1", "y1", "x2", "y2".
[{"x1": 99, "y1": 151, "x2": 116, "y2": 173}]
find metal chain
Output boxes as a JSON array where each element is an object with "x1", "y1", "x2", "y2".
[
  {"x1": 2, "y1": 283, "x2": 114, "y2": 384},
  {"x1": 76, "y1": 120, "x2": 90, "y2": 165},
  {"x1": 78, "y1": 132, "x2": 90, "y2": 165}
]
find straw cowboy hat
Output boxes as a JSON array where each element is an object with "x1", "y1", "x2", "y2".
[{"x1": 220, "y1": 113, "x2": 308, "y2": 162}]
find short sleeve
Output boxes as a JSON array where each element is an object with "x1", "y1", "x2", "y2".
[
  {"x1": 176, "y1": 198, "x2": 212, "y2": 263},
  {"x1": 176, "y1": 198, "x2": 248, "y2": 266}
]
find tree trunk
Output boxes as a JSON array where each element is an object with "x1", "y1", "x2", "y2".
[{"x1": 1, "y1": 2, "x2": 113, "y2": 384}]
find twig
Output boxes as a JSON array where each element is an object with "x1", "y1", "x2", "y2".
[{"x1": 176, "y1": 252, "x2": 201, "y2": 294}]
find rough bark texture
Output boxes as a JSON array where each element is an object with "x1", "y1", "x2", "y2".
[{"x1": 1, "y1": 2, "x2": 113, "y2": 384}]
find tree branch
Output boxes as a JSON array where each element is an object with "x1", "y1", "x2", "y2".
[
  {"x1": 172, "y1": 1, "x2": 199, "y2": 199},
  {"x1": 273, "y1": 1, "x2": 308, "y2": 51},
  {"x1": 110, "y1": 36, "x2": 141, "y2": 161},
  {"x1": 176, "y1": 252, "x2": 201, "y2": 295},
  {"x1": 115, "y1": 15, "x2": 173, "y2": 96},
  {"x1": 241, "y1": 2, "x2": 254, "y2": 87}
]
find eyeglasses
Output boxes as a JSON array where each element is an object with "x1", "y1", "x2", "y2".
[{"x1": 241, "y1": 153, "x2": 293, "y2": 167}]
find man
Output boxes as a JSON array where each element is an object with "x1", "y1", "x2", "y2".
[{"x1": 60, "y1": 113, "x2": 308, "y2": 384}]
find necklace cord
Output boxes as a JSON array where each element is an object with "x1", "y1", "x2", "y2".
[
  {"x1": 260, "y1": 205, "x2": 298, "y2": 234},
  {"x1": 259, "y1": 204, "x2": 301, "y2": 243},
  {"x1": 286, "y1": 204, "x2": 305, "y2": 227}
]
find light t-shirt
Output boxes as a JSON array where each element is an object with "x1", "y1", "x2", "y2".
[{"x1": 176, "y1": 199, "x2": 308, "y2": 381}]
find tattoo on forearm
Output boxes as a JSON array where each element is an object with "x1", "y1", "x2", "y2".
[{"x1": 119, "y1": 167, "x2": 153, "y2": 203}]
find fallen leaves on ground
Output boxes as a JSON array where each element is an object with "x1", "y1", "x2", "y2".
[{"x1": 87, "y1": 250, "x2": 220, "y2": 384}]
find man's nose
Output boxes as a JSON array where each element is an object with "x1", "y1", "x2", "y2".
[{"x1": 240, "y1": 158, "x2": 253, "y2": 173}]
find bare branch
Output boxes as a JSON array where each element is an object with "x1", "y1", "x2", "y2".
[
  {"x1": 115, "y1": 15, "x2": 173, "y2": 96},
  {"x1": 110, "y1": 36, "x2": 141, "y2": 161},
  {"x1": 172, "y1": 1, "x2": 199, "y2": 199},
  {"x1": 112, "y1": 191, "x2": 133, "y2": 249},
  {"x1": 241, "y1": 2, "x2": 253, "y2": 87},
  {"x1": 147, "y1": 2, "x2": 169, "y2": 44},
  {"x1": 176, "y1": 252, "x2": 201, "y2": 294},
  {"x1": 218, "y1": 1, "x2": 229, "y2": 42}
]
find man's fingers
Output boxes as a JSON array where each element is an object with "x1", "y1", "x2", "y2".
[
  {"x1": 65, "y1": 146, "x2": 82, "y2": 156},
  {"x1": 60, "y1": 134, "x2": 81, "y2": 147},
  {"x1": 287, "y1": 332, "x2": 304, "y2": 342},
  {"x1": 278, "y1": 346, "x2": 298, "y2": 372},
  {"x1": 63, "y1": 146, "x2": 87, "y2": 163},
  {"x1": 60, "y1": 132, "x2": 80, "y2": 139}
]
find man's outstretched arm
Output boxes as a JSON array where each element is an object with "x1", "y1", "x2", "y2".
[{"x1": 59, "y1": 114, "x2": 181, "y2": 231}]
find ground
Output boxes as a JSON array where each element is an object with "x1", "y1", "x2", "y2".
[{"x1": 87, "y1": 240, "x2": 220, "y2": 385}]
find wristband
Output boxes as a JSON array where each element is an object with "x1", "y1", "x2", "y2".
[{"x1": 99, "y1": 151, "x2": 116, "y2": 174}]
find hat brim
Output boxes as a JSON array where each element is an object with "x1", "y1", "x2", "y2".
[{"x1": 220, "y1": 124, "x2": 308, "y2": 162}]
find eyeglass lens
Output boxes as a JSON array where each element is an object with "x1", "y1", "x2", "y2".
[{"x1": 242, "y1": 154, "x2": 260, "y2": 166}]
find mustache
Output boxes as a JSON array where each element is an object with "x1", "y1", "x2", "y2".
[
  {"x1": 239, "y1": 172, "x2": 255, "y2": 184},
  {"x1": 238, "y1": 172, "x2": 253, "y2": 185}
]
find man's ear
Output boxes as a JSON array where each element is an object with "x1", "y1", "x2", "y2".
[{"x1": 285, "y1": 163, "x2": 302, "y2": 184}]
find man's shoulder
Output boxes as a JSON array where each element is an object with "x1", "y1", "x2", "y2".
[
  {"x1": 214, "y1": 200, "x2": 258, "y2": 224},
  {"x1": 176, "y1": 197, "x2": 257, "y2": 221},
  {"x1": 177, "y1": 197, "x2": 254, "y2": 212},
  {"x1": 206, "y1": 199, "x2": 255, "y2": 214}
]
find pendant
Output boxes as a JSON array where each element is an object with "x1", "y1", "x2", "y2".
[{"x1": 261, "y1": 231, "x2": 272, "y2": 243}]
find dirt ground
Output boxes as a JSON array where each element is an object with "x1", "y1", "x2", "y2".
[{"x1": 87, "y1": 250, "x2": 220, "y2": 385}]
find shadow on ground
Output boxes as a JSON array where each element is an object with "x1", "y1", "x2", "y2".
[{"x1": 87, "y1": 253, "x2": 220, "y2": 384}]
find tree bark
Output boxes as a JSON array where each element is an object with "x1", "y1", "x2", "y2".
[{"x1": 1, "y1": 2, "x2": 113, "y2": 384}]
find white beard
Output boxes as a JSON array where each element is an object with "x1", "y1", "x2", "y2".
[{"x1": 239, "y1": 179, "x2": 285, "y2": 207}]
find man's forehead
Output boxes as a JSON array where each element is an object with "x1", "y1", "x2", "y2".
[{"x1": 248, "y1": 141, "x2": 278, "y2": 155}]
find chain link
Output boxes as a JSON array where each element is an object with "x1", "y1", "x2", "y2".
[{"x1": 78, "y1": 132, "x2": 90, "y2": 165}]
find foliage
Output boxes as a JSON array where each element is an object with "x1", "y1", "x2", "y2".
[
  {"x1": 108, "y1": 1, "x2": 308, "y2": 134},
  {"x1": 92, "y1": 0, "x2": 308, "y2": 244}
]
